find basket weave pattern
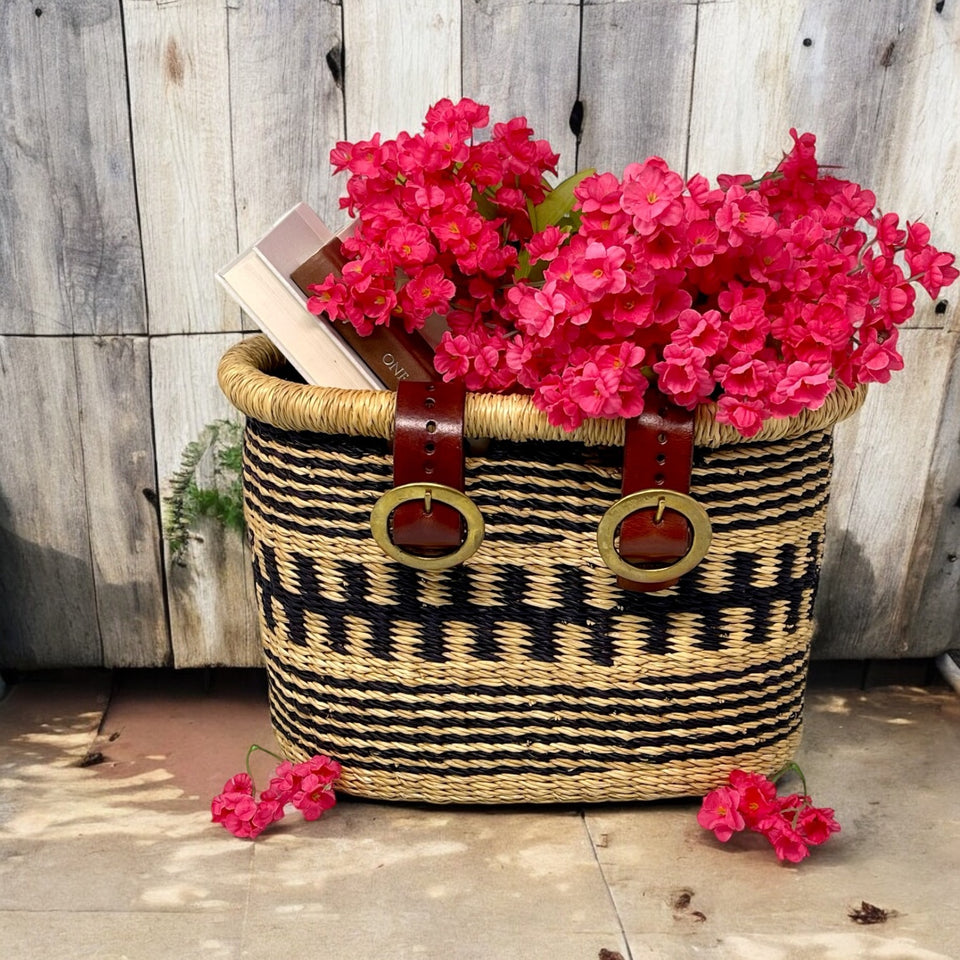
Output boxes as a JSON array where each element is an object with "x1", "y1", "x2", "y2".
[{"x1": 221, "y1": 337, "x2": 865, "y2": 804}]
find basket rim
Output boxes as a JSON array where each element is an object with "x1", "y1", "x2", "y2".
[{"x1": 218, "y1": 334, "x2": 867, "y2": 448}]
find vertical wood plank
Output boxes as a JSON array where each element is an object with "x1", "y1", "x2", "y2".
[
  {"x1": 0, "y1": 0, "x2": 146, "y2": 335},
  {"x1": 152, "y1": 334, "x2": 261, "y2": 668},
  {"x1": 903, "y1": 337, "x2": 960, "y2": 654},
  {"x1": 579, "y1": 0, "x2": 698, "y2": 175},
  {"x1": 689, "y1": 0, "x2": 908, "y2": 177},
  {"x1": 228, "y1": 0, "x2": 347, "y2": 235},
  {"x1": 0, "y1": 338, "x2": 100, "y2": 667},
  {"x1": 689, "y1": 0, "x2": 957, "y2": 330},
  {"x1": 123, "y1": 0, "x2": 238, "y2": 334},
  {"x1": 342, "y1": 0, "x2": 461, "y2": 140},
  {"x1": 857, "y1": 2, "x2": 960, "y2": 332},
  {"x1": 687, "y1": 0, "x2": 960, "y2": 657},
  {"x1": 74, "y1": 337, "x2": 170, "y2": 667},
  {"x1": 815, "y1": 328, "x2": 958, "y2": 656},
  {"x1": 462, "y1": 0, "x2": 581, "y2": 181}
]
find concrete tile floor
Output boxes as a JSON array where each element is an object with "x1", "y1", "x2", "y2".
[{"x1": 0, "y1": 669, "x2": 958, "y2": 960}]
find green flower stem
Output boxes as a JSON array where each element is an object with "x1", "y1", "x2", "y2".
[
  {"x1": 244, "y1": 743, "x2": 285, "y2": 780},
  {"x1": 773, "y1": 761, "x2": 808, "y2": 798}
]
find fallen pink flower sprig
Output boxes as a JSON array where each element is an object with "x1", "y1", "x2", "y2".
[
  {"x1": 697, "y1": 764, "x2": 839, "y2": 862},
  {"x1": 211, "y1": 744, "x2": 341, "y2": 839}
]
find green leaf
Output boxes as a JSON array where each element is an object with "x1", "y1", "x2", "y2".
[
  {"x1": 162, "y1": 419, "x2": 245, "y2": 563},
  {"x1": 530, "y1": 168, "x2": 595, "y2": 234},
  {"x1": 475, "y1": 190, "x2": 501, "y2": 222}
]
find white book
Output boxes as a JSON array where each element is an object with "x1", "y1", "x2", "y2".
[{"x1": 217, "y1": 203, "x2": 386, "y2": 390}]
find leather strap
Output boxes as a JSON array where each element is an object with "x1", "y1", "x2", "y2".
[
  {"x1": 392, "y1": 380, "x2": 467, "y2": 550},
  {"x1": 617, "y1": 387, "x2": 695, "y2": 592}
]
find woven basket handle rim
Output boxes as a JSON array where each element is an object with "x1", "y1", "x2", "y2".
[{"x1": 217, "y1": 335, "x2": 867, "y2": 448}]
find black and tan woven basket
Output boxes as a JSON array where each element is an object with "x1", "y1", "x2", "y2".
[{"x1": 219, "y1": 335, "x2": 865, "y2": 804}]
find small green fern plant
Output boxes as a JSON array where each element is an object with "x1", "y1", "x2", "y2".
[{"x1": 163, "y1": 419, "x2": 245, "y2": 563}]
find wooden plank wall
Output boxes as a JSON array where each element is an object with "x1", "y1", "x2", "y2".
[{"x1": 0, "y1": 0, "x2": 957, "y2": 668}]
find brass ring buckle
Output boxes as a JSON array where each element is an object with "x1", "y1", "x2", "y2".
[
  {"x1": 370, "y1": 482, "x2": 485, "y2": 571},
  {"x1": 596, "y1": 489, "x2": 713, "y2": 582}
]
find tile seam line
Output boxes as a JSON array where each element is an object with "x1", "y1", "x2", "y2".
[{"x1": 581, "y1": 810, "x2": 635, "y2": 960}]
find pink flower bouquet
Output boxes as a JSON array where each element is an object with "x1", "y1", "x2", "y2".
[
  {"x1": 309, "y1": 98, "x2": 956, "y2": 437},
  {"x1": 211, "y1": 746, "x2": 341, "y2": 840},
  {"x1": 698, "y1": 766, "x2": 840, "y2": 863}
]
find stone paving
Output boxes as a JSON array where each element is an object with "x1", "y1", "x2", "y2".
[{"x1": 1, "y1": 669, "x2": 957, "y2": 959}]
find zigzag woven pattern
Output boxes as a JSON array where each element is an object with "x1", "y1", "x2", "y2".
[{"x1": 242, "y1": 416, "x2": 834, "y2": 803}]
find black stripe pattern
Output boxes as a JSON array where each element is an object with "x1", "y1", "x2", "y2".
[{"x1": 242, "y1": 417, "x2": 832, "y2": 802}]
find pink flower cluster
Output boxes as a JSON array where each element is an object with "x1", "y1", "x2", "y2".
[
  {"x1": 697, "y1": 768, "x2": 840, "y2": 863},
  {"x1": 312, "y1": 99, "x2": 957, "y2": 436},
  {"x1": 309, "y1": 97, "x2": 557, "y2": 338},
  {"x1": 211, "y1": 753, "x2": 341, "y2": 839}
]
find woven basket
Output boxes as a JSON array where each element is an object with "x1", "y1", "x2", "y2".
[{"x1": 219, "y1": 335, "x2": 865, "y2": 804}]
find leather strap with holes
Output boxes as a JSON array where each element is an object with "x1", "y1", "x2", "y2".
[
  {"x1": 617, "y1": 387, "x2": 695, "y2": 592},
  {"x1": 391, "y1": 380, "x2": 466, "y2": 550}
]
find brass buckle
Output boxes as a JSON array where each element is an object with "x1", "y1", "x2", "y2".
[
  {"x1": 370, "y1": 482, "x2": 484, "y2": 571},
  {"x1": 596, "y1": 489, "x2": 712, "y2": 582}
]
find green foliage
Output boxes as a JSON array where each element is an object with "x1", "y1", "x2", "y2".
[
  {"x1": 162, "y1": 420, "x2": 245, "y2": 564},
  {"x1": 529, "y1": 167, "x2": 595, "y2": 234},
  {"x1": 517, "y1": 167, "x2": 595, "y2": 281}
]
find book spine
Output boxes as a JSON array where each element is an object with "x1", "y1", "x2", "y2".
[
  {"x1": 331, "y1": 318, "x2": 441, "y2": 390},
  {"x1": 291, "y1": 240, "x2": 442, "y2": 389}
]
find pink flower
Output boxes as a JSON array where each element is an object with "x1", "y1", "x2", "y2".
[
  {"x1": 211, "y1": 773, "x2": 283, "y2": 840},
  {"x1": 715, "y1": 186, "x2": 776, "y2": 246},
  {"x1": 565, "y1": 344, "x2": 647, "y2": 422},
  {"x1": 796, "y1": 805, "x2": 841, "y2": 845},
  {"x1": 715, "y1": 395, "x2": 768, "y2": 437},
  {"x1": 852, "y1": 331, "x2": 904, "y2": 384},
  {"x1": 674, "y1": 308, "x2": 726, "y2": 355},
  {"x1": 728, "y1": 770, "x2": 778, "y2": 828},
  {"x1": 330, "y1": 133, "x2": 384, "y2": 176},
  {"x1": 571, "y1": 241, "x2": 628, "y2": 296},
  {"x1": 347, "y1": 283, "x2": 398, "y2": 332},
  {"x1": 575, "y1": 171, "x2": 623, "y2": 215},
  {"x1": 875, "y1": 212, "x2": 906, "y2": 252},
  {"x1": 212, "y1": 751, "x2": 341, "y2": 840},
  {"x1": 306, "y1": 275, "x2": 347, "y2": 322},
  {"x1": 907, "y1": 244, "x2": 959, "y2": 298},
  {"x1": 714, "y1": 353, "x2": 771, "y2": 398},
  {"x1": 526, "y1": 225, "x2": 565, "y2": 263},
  {"x1": 260, "y1": 760, "x2": 298, "y2": 803},
  {"x1": 401, "y1": 264, "x2": 456, "y2": 318},
  {"x1": 223, "y1": 772, "x2": 253, "y2": 795},
  {"x1": 761, "y1": 814, "x2": 811, "y2": 863},
  {"x1": 267, "y1": 755, "x2": 343, "y2": 822},
  {"x1": 385, "y1": 223, "x2": 434, "y2": 268},
  {"x1": 569, "y1": 360, "x2": 621, "y2": 418},
  {"x1": 653, "y1": 343, "x2": 714, "y2": 409},
  {"x1": 685, "y1": 219, "x2": 721, "y2": 266},
  {"x1": 698, "y1": 767, "x2": 840, "y2": 862},
  {"x1": 431, "y1": 211, "x2": 483, "y2": 256},
  {"x1": 725, "y1": 302, "x2": 770, "y2": 355},
  {"x1": 507, "y1": 284, "x2": 567, "y2": 338},
  {"x1": 621, "y1": 157, "x2": 685, "y2": 234},
  {"x1": 770, "y1": 360, "x2": 834, "y2": 415},
  {"x1": 293, "y1": 773, "x2": 338, "y2": 821},
  {"x1": 434, "y1": 332, "x2": 473, "y2": 380},
  {"x1": 425, "y1": 96, "x2": 489, "y2": 134},
  {"x1": 639, "y1": 227, "x2": 683, "y2": 270},
  {"x1": 697, "y1": 786, "x2": 746, "y2": 842},
  {"x1": 609, "y1": 290, "x2": 654, "y2": 328}
]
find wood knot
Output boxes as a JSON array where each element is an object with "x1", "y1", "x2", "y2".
[{"x1": 165, "y1": 37, "x2": 185, "y2": 86}]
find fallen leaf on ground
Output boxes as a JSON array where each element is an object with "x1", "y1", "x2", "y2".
[{"x1": 849, "y1": 901, "x2": 895, "y2": 924}]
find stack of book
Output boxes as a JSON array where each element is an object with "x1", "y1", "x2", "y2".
[{"x1": 217, "y1": 203, "x2": 441, "y2": 390}]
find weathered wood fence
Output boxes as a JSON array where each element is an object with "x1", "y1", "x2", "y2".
[{"x1": 1, "y1": 0, "x2": 957, "y2": 668}]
